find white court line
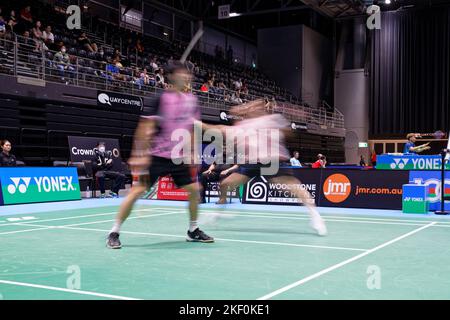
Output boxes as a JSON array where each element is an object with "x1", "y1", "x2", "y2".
[
  {"x1": 256, "y1": 222, "x2": 437, "y2": 300},
  {"x1": 45, "y1": 225, "x2": 367, "y2": 252},
  {"x1": 208, "y1": 208, "x2": 450, "y2": 224},
  {"x1": 0, "y1": 212, "x2": 179, "y2": 236},
  {"x1": 0, "y1": 279, "x2": 140, "y2": 300},
  {"x1": 204, "y1": 213, "x2": 428, "y2": 227},
  {"x1": 0, "y1": 207, "x2": 174, "y2": 228}
]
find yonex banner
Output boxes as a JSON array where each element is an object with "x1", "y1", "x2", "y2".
[
  {"x1": 97, "y1": 91, "x2": 143, "y2": 113},
  {"x1": 376, "y1": 154, "x2": 450, "y2": 170},
  {"x1": 68, "y1": 136, "x2": 123, "y2": 172},
  {"x1": 0, "y1": 167, "x2": 81, "y2": 205}
]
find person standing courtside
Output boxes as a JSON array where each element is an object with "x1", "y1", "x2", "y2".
[{"x1": 0, "y1": 140, "x2": 17, "y2": 166}]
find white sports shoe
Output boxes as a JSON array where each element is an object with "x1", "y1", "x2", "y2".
[{"x1": 310, "y1": 216, "x2": 327, "y2": 236}]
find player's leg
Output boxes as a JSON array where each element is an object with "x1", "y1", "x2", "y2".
[
  {"x1": 217, "y1": 173, "x2": 249, "y2": 204},
  {"x1": 270, "y1": 175, "x2": 327, "y2": 236},
  {"x1": 107, "y1": 174, "x2": 154, "y2": 249}
]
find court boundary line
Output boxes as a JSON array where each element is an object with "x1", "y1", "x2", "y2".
[
  {"x1": 0, "y1": 212, "x2": 179, "y2": 236},
  {"x1": 0, "y1": 279, "x2": 141, "y2": 300},
  {"x1": 0, "y1": 207, "x2": 176, "y2": 228},
  {"x1": 256, "y1": 222, "x2": 437, "y2": 300}
]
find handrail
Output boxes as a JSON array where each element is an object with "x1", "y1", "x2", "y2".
[{"x1": 0, "y1": 36, "x2": 345, "y2": 129}]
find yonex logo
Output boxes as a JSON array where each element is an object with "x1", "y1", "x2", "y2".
[
  {"x1": 6, "y1": 176, "x2": 76, "y2": 195},
  {"x1": 391, "y1": 158, "x2": 409, "y2": 169},
  {"x1": 7, "y1": 177, "x2": 31, "y2": 194}
]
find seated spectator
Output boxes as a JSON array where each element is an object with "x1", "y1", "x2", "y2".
[
  {"x1": 31, "y1": 20, "x2": 44, "y2": 51},
  {"x1": 92, "y1": 142, "x2": 125, "y2": 198},
  {"x1": 185, "y1": 58, "x2": 195, "y2": 73},
  {"x1": 0, "y1": 140, "x2": 17, "y2": 167},
  {"x1": 53, "y1": 46, "x2": 75, "y2": 83},
  {"x1": 0, "y1": 15, "x2": 5, "y2": 38},
  {"x1": 19, "y1": 5, "x2": 33, "y2": 31},
  {"x1": 155, "y1": 68, "x2": 165, "y2": 88},
  {"x1": 96, "y1": 48, "x2": 106, "y2": 61},
  {"x1": 230, "y1": 91, "x2": 243, "y2": 104},
  {"x1": 139, "y1": 68, "x2": 150, "y2": 85},
  {"x1": 42, "y1": 25, "x2": 54, "y2": 49},
  {"x1": 360, "y1": 155, "x2": 366, "y2": 167},
  {"x1": 312, "y1": 154, "x2": 327, "y2": 168},
  {"x1": 199, "y1": 162, "x2": 239, "y2": 203},
  {"x1": 135, "y1": 38, "x2": 144, "y2": 56},
  {"x1": 78, "y1": 32, "x2": 98, "y2": 52},
  {"x1": 200, "y1": 81, "x2": 209, "y2": 93},
  {"x1": 149, "y1": 57, "x2": 158, "y2": 72},
  {"x1": 290, "y1": 151, "x2": 302, "y2": 167},
  {"x1": 233, "y1": 78, "x2": 242, "y2": 91},
  {"x1": 7, "y1": 10, "x2": 17, "y2": 33},
  {"x1": 19, "y1": 30, "x2": 34, "y2": 48}
]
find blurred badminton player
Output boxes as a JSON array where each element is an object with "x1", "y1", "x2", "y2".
[
  {"x1": 205, "y1": 99, "x2": 327, "y2": 236},
  {"x1": 106, "y1": 61, "x2": 214, "y2": 248}
]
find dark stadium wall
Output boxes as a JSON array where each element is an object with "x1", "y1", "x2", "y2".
[
  {"x1": 301, "y1": 25, "x2": 333, "y2": 109},
  {"x1": 257, "y1": 25, "x2": 303, "y2": 99},
  {"x1": 369, "y1": 7, "x2": 450, "y2": 136},
  {"x1": 257, "y1": 25, "x2": 332, "y2": 108}
]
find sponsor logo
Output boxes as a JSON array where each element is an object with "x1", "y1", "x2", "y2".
[
  {"x1": 390, "y1": 158, "x2": 409, "y2": 169},
  {"x1": 97, "y1": 92, "x2": 142, "y2": 108},
  {"x1": 8, "y1": 176, "x2": 75, "y2": 194},
  {"x1": 7, "y1": 177, "x2": 31, "y2": 194},
  {"x1": 98, "y1": 93, "x2": 112, "y2": 105},
  {"x1": 246, "y1": 176, "x2": 268, "y2": 202},
  {"x1": 71, "y1": 147, "x2": 120, "y2": 158},
  {"x1": 323, "y1": 174, "x2": 352, "y2": 203}
]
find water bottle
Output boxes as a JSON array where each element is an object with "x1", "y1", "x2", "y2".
[{"x1": 86, "y1": 185, "x2": 91, "y2": 198}]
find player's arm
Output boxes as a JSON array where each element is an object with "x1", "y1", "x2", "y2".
[
  {"x1": 411, "y1": 142, "x2": 431, "y2": 153},
  {"x1": 128, "y1": 117, "x2": 156, "y2": 170}
]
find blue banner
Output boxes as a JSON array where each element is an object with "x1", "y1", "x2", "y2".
[
  {"x1": 409, "y1": 171, "x2": 450, "y2": 211},
  {"x1": 377, "y1": 154, "x2": 450, "y2": 170},
  {"x1": 0, "y1": 167, "x2": 81, "y2": 206}
]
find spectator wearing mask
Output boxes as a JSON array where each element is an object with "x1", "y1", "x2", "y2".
[
  {"x1": 92, "y1": 142, "x2": 125, "y2": 198},
  {"x1": 290, "y1": 151, "x2": 302, "y2": 167},
  {"x1": 53, "y1": 46, "x2": 75, "y2": 83},
  {"x1": 0, "y1": 140, "x2": 17, "y2": 166},
  {"x1": 312, "y1": 154, "x2": 327, "y2": 169}
]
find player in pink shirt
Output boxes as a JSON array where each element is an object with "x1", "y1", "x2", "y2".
[{"x1": 107, "y1": 61, "x2": 214, "y2": 248}]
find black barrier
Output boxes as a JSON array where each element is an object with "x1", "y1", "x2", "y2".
[
  {"x1": 242, "y1": 169, "x2": 321, "y2": 206},
  {"x1": 68, "y1": 136, "x2": 123, "y2": 172},
  {"x1": 241, "y1": 169, "x2": 409, "y2": 210},
  {"x1": 97, "y1": 91, "x2": 143, "y2": 113}
]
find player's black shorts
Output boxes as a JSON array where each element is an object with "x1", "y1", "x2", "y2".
[
  {"x1": 238, "y1": 163, "x2": 294, "y2": 179},
  {"x1": 146, "y1": 156, "x2": 194, "y2": 188}
]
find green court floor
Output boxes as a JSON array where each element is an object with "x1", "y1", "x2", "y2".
[{"x1": 0, "y1": 204, "x2": 450, "y2": 300}]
